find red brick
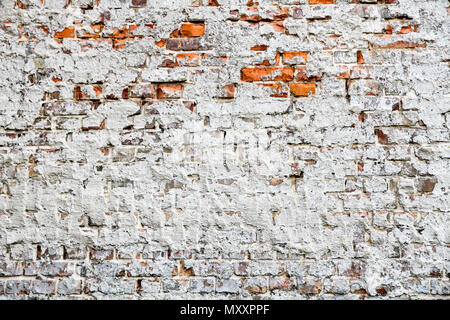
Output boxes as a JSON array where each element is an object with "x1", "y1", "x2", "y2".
[
  {"x1": 251, "y1": 45, "x2": 268, "y2": 51},
  {"x1": 337, "y1": 66, "x2": 350, "y2": 79},
  {"x1": 376, "y1": 129, "x2": 388, "y2": 144},
  {"x1": 372, "y1": 41, "x2": 426, "y2": 49},
  {"x1": 77, "y1": 25, "x2": 102, "y2": 39},
  {"x1": 54, "y1": 27, "x2": 75, "y2": 39},
  {"x1": 103, "y1": 26, "x2": 128, "y2": 39},
  {"x1": 175, "y1": 53, "x2": 201, "y2": 66},
  {"x1": 282, "y1": 52, "x2": 308, "y2": 65},
  {"x1": 157, "y1": 84, "x2": 183, "y2": 99},
  {"x1": 295, "y1": 67, "x2": 321, "y2": 81},
  {"x1": 180, "y1": 23, "x2": 205, "y2": 37},
  {"x1": 290, "y1": 83, "x2": 316, "y2": 97},
  {"x1": 113, "y1": 39, "x2": 134, "y2": 50},
  {"x1": 241, "y1": 67, "x2": 294, "y2": 82},
  {"x1": 308, "y1": 0, "x2": 334, "y2": 4},
  {"x1": 131, "y1": 0, "x2": 147, "y2": 7},
  {"x1": 357, "y1": 50, "x2": 365, "y2": 64}
]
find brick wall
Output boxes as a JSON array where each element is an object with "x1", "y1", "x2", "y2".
[{"x1": 0, "y1": 0, "x2": 449, "y2": 299}]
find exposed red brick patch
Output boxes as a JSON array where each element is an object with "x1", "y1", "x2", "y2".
[
  {"x1": 157, "y1": 84, "x2": 183, "y2": 99},
  {"x1": 180, "y1": 23, "x2": 205, "y2": 37},
  {"x1": 373, "y1": 41, "x2": 426, "y2": 49},
  {"x1": 15, "y1": 0, "x2": 26, "y2": 9},
  {"x1": 78, "y1": 25, "x2": 102, "y2": 39},
  {"x1": 241, "y1": 67, "x2": 294, "y2": 82},
  {"x1": 376, "y1": 129, "x2": 388, "y2": 144},
  {"x1": 358, "y1": 112, "x2": 365, "y2": 122},
  {"x1": 281, "y1": 52, "x2": 308, "y2": 65},
  {"x1": 357, "y1": 50, "x2": 365, "y2": 64},
  {"x1": 113, "y1": 39, "x2": 133, "y2": 50},
  {"x1": 308, "y1": 0, "x2": 334, "y2": 4},
  {"x1": 357, "y1": 161, "x2": 364, "y2": 172},
  {"x1": 131, "y1": 0, "x2": 147, "y2": 7},
  {"x1": 251, "y1": 45, "x2": 268, "y2": 51},
  {"x1": 337, "y1": 66, "x2": 350, "y2": 79},
  {"x1": 170, "y1": 28, "x2": 180, "y2": 38},
  {"x1": 155, "y1": 39, "x2": 165, "y2": 47},
  {"x1": 104, "y1": 26, "x2": 128, "y2": 39},
  {"x1": 54, "y1": 27, "x2": 75, "y2": 39},
  {"x1": 400, "y1": 25, "x2": 418, "y2": 33},
  {"x1": 175, "y1": 53, "x2": 201, "y2": 66},
  {"x1": 376, "y1": 287, "x2": 388, "y2": 296},
  {"x1": 295, "y1": 67, "x2": 321, "y2": 81},
  {"x1": 290, "y1": 83, "x2": 316, "y2": 97}
]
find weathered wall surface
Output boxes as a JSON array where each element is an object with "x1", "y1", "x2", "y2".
[{"x1": 0, "y1": 0, "x2": 449, "y2": 300}]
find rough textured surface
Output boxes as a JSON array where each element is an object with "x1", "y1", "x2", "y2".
[{"x1": 0, "y1": 0, "x2": 449, "y2": 300}]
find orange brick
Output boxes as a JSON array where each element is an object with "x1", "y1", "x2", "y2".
[
  {"x1": 175, "y1": 53, "x2": 201, "y2": 66},
  {"x1": 282, "y1": 52, "x2": 308, "y2": 65},
  {"x1": 78, "y1": 25, "x2": 102, "y2": 39},
  {"x1": 104, "y1": 26, "x2": 128, "y2": 39},
  {"x1": 372, "y1": 41, "x2": 426, "y2": 49},
  {"x1": 241, "y1": 67, "x2": 294, "y2": 82},
  {"x1": 170, "y1": 28, "x2": 180, "y2": 38},
  {"x1": 240, "y1": 12, "x2": 263, "y2": 22},
  {"x1": 113, "y1": 39, "x2": 133, "y2": 50},
  {"x1": 155, "y1": 39, "x2": 165, "y2": 47},
  {"x1": 157, "y1": 84, "x2": 183, "y2": 99},
  {"x1": 37, "y1": 25, "x2": 49, "y2": 35},
  {"x1": 308, "y1": 0, "x2": 334, "y2": 4},
  {"x1": 295, "y1": 67, "x2": 321, "y2": 81},
  {"x1": 290, "y1": 83, "x2": 316, "y2": 97},
  {"x1": 264, "y1": 22, "x2": 285, "y2": 33},
  {"x1": 251, "y1": 45, "x2": 268, "y2": 51},
  {"x1": 54, "y1": 27, "x2": 75, "y2": 39},
  {"x1": 15, "y1": 0, "x2": 26, "y2": 9},
  {"x1": 180, "y1": 23, "x2": 205, "y2": 37},
  {"x1": 357, "y1": 50, "x2": 365, "y2": 64},
  {"x1": 384, "y1": 25, "x2": 394, "y2": 34},
  {"x1": 160, "y1": 56, "x2": 175, "y2": 68},
  {"x1": 337, "y1": 66, "x2": 350, "y2": 79},
  {"x1": 400, "y1": 25, "x2": 418, "y2": 33}
]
